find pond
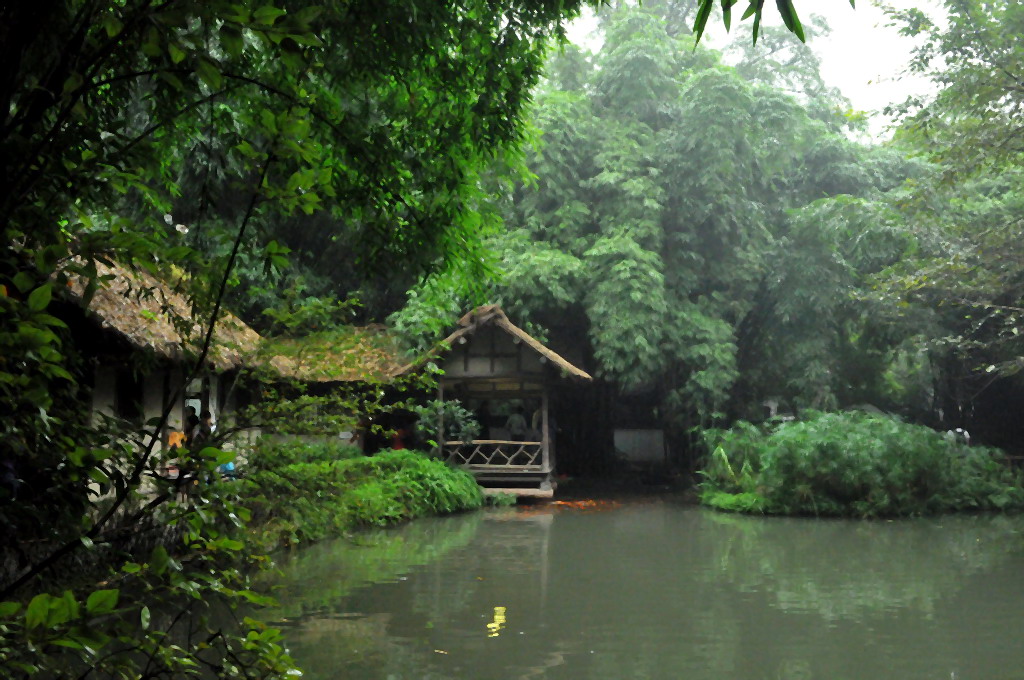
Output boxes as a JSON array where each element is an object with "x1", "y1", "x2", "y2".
[{"x1": 266, "y1": 497, "x2": 1024, "y2": 680}]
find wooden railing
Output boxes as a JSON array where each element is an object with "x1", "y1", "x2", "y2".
[{"x1": 443, "y1": 440, "x2": 543, "y2": 469}]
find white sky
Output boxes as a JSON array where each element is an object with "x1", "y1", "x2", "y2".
[{"x1": 566, "y1": 1, "x2": 942, "y2": 140}]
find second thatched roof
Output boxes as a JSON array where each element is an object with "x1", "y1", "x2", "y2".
[{"x1": 265, "y1": 326, "x2": 407, "y2": 383}]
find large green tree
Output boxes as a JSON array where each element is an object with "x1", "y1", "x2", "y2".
[
  {"x1": 859, "y1": 0, "x2": 1024, "y2": 439},
  {"x1": 393, "y1": 6, "x2": 916, "y2": 462},
  {"x1": 0, "y1": 1, "x2": 594, "y2": 676}
]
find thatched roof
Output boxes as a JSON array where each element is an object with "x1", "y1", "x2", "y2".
[
  {"x1": 405, "y1": 304, "x2": 591, "y2": 381},
  {"x1": 64, "y1": 261, "x2": 261, "y2": 371},
  {"x1": 265, "y1": 327, "x2": 406, "y2": 383}
]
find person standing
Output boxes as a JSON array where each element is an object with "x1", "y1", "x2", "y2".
[
  {"x1": 190, "y1": 410, "x2": 214, "y2": 451},
  {"x1": 504, "y1": 406, "x2": 527, "y2": 441},
  {"x1": 184, "y1": 406, "x2": 200, "y2": 445}
]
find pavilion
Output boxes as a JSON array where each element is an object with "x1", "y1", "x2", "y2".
[{"x1": 429, "y1": 305, "x2": 592, "y2": 497}]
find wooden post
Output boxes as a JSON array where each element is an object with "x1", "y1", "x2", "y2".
[{"x1": 541, "y1": 386, "x2": 550, "y2": 473}]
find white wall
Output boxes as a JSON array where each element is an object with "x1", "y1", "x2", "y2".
[
  {"x1": 614, "y1": 429, "x2": 665, "y2": 464},
  {"x1": 91, "y1": 366, "x2": 117, "y2": 423},
  {"x1": 166, "y1": 366, "x2": 185, "y2": 430}
]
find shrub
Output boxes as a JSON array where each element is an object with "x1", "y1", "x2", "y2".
[
  {"x1": 246, "y1": 436, "x2": 362, "y2": 471},
  {"x1": 699, "y1": 411, "x2": 1024, "y2": 517},
  {"x1": 240, "y1": 447, "x2": 484, "y2": 549},
  {"x1": 486, "y1": 492, "x2": 518, "y2": 507}
]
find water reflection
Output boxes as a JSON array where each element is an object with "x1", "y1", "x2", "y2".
[
  {"x1": 699, "y1": 511, "x2": 1024, "y2": 621},
  {"x1": 269, "y1": 500, "x2": 1024, "y2": 680},
  {"x1": 263, "y1": 512, "x2": 482, "y2": 627}
]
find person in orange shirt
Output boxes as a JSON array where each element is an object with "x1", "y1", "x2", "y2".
[
  {"x1": 167, "y1": 430, "x2": 186, "y2": 450},
  {"x1": 165, "y1": 430, "x2": 187, "y2": 480}
]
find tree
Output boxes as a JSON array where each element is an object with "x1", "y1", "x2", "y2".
[
  {"x1": 868, "y1": 1, "x2": 1024, "y2": 436},
  {"x1": 889, "y1": 0, "x2": 1024, "y2": 175},
  {"x1": 732, "y1": 195, "x2": 924, "y2": 416},
  {"x1": 0, "y1": 1, "x2": 593, "y2": 675},
  {"x1": 392, "y1": 6, "x2": 914, "y2": 463}
]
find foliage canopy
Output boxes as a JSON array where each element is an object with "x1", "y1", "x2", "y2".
[{"x1": 0, "y1": 0, "x2": 592, "y2": 676}]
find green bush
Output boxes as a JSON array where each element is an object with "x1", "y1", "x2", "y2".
[
  {"x1": 700, "y1": 411, "x2": 1024, "y2": 517},
  {"x1": 246, "y1": 436, "x2": 363, "y2": 471},
  {"x1": 240, "y1": 448, "x2": 484, "y2": 549},
  {"x1": 485, "y1": 492, "x2": 518, "y2": 507}
]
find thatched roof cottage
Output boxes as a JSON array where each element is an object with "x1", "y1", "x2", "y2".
[{"x1": 59, "y1": 260, "x2": 263, "y2": 439}]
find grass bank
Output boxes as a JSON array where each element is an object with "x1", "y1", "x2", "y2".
[
  {"x1": 0, "y1": 441, "x2": 482, "y2": 678},
  {"x1": 239, "y1": 439, "x2": 484, "y2": 550},
  {"x1": 699, "y1": 411, "x2": 1024, "y2": 517}
]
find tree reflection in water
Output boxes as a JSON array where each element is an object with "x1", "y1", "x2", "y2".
[{"x1": 268, "y1": 501, "x2": 1024, "y2": 680}]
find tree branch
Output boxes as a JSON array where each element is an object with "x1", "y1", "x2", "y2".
[{"x1": 0, "y1": 146, "x2": 274, "y2": 600}]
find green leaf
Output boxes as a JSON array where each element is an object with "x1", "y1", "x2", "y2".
[
  {"x1": 292, "y1": 6, "x2": 323, "y2": 25},
  {"x1": 168, "y1": 42, "x2": 187, "y2": 64},
  {"x1": 157, "y1": 71, "x2": 185, "y2": 91},
  {"x1": 196, "y1": 57, "x2": 223, "y2": 89},
  {"x1": 25, "y1": 594, "x2": 51, "y2": 629},
  {"x1": 0, "y1": 601, "x2": 21, "y2": 618},
  {"x1": 254, "y1": 5, "x2": 287, "y2": 25},
  {"x1": 259, "y1": 108, "x2": 278, "y2": 134},
  {"x1": 52, "y1": 638, "x2": 85, "y2": 650},
  {"x1": 236, "y1": 590, "x2": 274, "y2": 606},
  {"x1": 102, "y1": 14, "x2": 124, "y2": 38},
  {"x1": 43, "y1": 363, "x2": 74, "y2": 381},
  {"x1": 67, "y1": 447, "x2": 86, "y2": 466},
  {"x1": 775, "y1": 0, "x2": 805, "y2": 42},
  {"x1": 86, "y1": 589, "x2": 119, "y2": 615},
  {"x1": 151, "y1": 545, "x2": 169, "y2": 576},
  {"x1": 194, "y1": 446, "x2": 216, "y2": 461},
  {"x1": 721, "y1": 0, "x2": 738, "y2": 31},
  {"x1": 59, "y1": 590, "x2": 80, "y2": 622},
  {"x1": 62, "y1": 72, "x2": 84, "y2": 96},
  {"x1": 27, "y1": 283, "x2": 52, "y2": 312},
  {"x1": 220, "y1": 24, "x2": 244, "y2": 58},
  {"x1": 13, "y1": 272, "x2": 34, "y2": 293},
  {"x1": 692, "y1": 0, "x2": 713, "y2": 44},
  {"x1": 141, "y1": 27, "x2": 161, "y2": 57},
  {"x1": 140, "y1": 606, "x2": 151, "y2": 630},
  {"x1": 34, "y1": 313, "x2": 67, "y2": 328},
  {"x1": 88, "y1": 467, "x2": 110, "y2": 486}
]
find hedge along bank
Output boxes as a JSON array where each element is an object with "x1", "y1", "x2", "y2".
[
  {"x1": 699, "y1": 411, "x2": 1024, "y2": 518},
  {"x1": 239, "y1": 439, "x2": 485, "y2": 551}
]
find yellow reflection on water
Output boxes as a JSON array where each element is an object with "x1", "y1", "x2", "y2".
[{"x1": 487, "y1": 606, "x2": 507, "y2": 638}]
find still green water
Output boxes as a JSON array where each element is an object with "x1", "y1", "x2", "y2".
[{"x1": 267, "y1": 498, "x2": 1024, "y2": 680}]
